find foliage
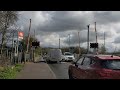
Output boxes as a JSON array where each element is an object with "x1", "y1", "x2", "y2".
[
  {"x1": 0, "y1": 11, "x2": 18, "y2": 54},
  {"x1": 0, "y1": 64, "x2": 24, "y2": 79},
  {"x1": 35, "y1": 47, "x2": 42, "y2": 56},
  {"x1": 99, "y1": 45, "x2": 106, "y2": 54},
  {"x1": 21, "y1": 36, "x2": 37, "y2": 52}
]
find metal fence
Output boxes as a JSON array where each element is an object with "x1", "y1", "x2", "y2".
[{"x1": 0, "y1": 48, "x2": 34, "y2": 66}]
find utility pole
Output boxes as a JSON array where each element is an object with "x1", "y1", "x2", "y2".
[
  {"x1": 95, "y1": 22, "x2": 98, "y2": 54},
  {"x1": 26, "y1": 19, "x2": 31, "y2": 53},
  {"x1": 87, "y1": 24, "x2": 90, "y2": 54},
  {"x1": 78, "y1": 32, "x2": 81, "y2": 55},
  {"x1": 34, "y1": 29, "x2": 35, "y2": 41},
  {"x1": 12, "y1": 30, "x2": 14, "y2": 53},
  {"x1": 17, "y1": 31, "x2": 19, "y2": 63},
  {"x1": 11, "y1": 30, "x2": 15, "y2": 63},
  {"x1": 58, "y1": 35, "x2": 60, "y2": 49},
  {"x1": 104, "y1": 32, "x2": 105, "y2": 50},
  {"x1": 68, "y1": 34, "x2": 70, "y2": 52},
  {"x1": 95, "y1": 22, "x2": 97, "y2": 44},
  {"x1": 33, "y1": 29, "x2": 35, "y2": 62}
]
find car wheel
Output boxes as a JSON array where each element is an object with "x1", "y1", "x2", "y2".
[
  {"x1": 68, "y1": 70, "x2": 74, "y2": 79},
  {"x1": 47, "y1": 60, "x2": 50, "y2": 64}
]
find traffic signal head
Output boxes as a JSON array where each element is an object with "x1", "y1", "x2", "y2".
[
  {"x1": 32, "y1": 42, "x2": 39, "y2": 47},
  {"x1": 90, "y1": 43, "x2": 98, "y2": 48}
]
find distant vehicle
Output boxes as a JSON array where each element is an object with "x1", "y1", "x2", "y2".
[
  {"x1": 46, "y1": 49, "x2": 63, "y2": 63},
  {"x1": 63, "y1": 52, "x2": 75, "y2": 61},
  {"x1": 68, "y1": 54, "x2": 120, "y2": 79}
]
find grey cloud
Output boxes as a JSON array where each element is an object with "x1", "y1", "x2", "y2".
[
  {"x1": 93, "y1": 11, "x2": 120, "y2": 24},
  {"x1": 114, "y1": 36, "x2": 120, "y2": 43},
  {"x1": 63, "y1": 30, "x2": 96, "y2": 45},
  {"x1": 35, "y1": 11, "x2": 93, "y2": 32}
]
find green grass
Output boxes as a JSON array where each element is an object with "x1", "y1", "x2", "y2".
[{"x1": 0, "y1": 64, "x2": 24, "y2": 79}]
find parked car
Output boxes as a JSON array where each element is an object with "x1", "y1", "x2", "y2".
[
  {"x1": 68, "y1": 54, "x2": 120, "y2": 79},
  {"x1": 46, "y1": 49, "x2": 63, "y2": 63},
  {"x1": 63, "y1": 52, "x2": 75, "y2": 61}
]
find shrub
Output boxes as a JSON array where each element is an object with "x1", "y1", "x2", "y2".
[{"x1": 0, "y1": 64, "x2": 24, "y2": 79}]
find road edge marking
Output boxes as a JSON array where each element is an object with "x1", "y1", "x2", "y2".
[{"x1": 46, "y1": 64, "x2": 57, "y2": 79}]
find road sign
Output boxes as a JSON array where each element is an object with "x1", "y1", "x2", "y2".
[{"x1": 18, "y1": 31, "x2": 24, "y2": 39}]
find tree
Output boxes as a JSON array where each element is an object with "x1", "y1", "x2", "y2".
[
  {"x1": 0, "y1": 11, "x2": 18, "y2": 54},
  {"x1": 99, "y1": 45, "x2": 106, "y2": 54},
  {"x1": 21, "y1": 36, "x2": 38, "y2": 52}
]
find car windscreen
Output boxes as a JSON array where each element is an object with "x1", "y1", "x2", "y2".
[
  {"x1": 101, "y1": 60, "x2": 120, "y2": 70},
  {"x1": 64, "y1": 53, "x2": 72, "y2": 55}
]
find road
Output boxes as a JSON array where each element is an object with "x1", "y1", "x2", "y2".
[{"x1": 48, "y1": 62, "x2": 72, "y2": 79}]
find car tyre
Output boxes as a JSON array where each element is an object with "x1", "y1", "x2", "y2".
[{"x1": 68, "y1": 70, "x2": 74, "y2": 79}]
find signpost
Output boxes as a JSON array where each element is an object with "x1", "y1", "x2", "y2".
[
  {"x1": 18, "y1": 31, "x2": 24, "y2": 40},
  {"x1": 17, "y1": 31, "x2": 24, "y2": 63}
]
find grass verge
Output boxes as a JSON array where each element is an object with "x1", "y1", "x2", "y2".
[{"x1": 0, "y1": 64, "x2": 24, "y2": 79}]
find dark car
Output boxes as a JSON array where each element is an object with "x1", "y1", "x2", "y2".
[{"x1": 68, "y1": 54, "x2": 120, "y2": 79}]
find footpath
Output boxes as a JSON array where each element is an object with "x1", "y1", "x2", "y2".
[{"x1": 16, "y1": 57, "x2": 56, "y2": 79}]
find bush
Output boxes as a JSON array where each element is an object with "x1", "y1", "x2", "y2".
[{"x1": 0, "y1": 64, "x2": 24, "y2": 79}]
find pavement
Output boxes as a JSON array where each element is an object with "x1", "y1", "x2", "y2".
[{"x1": 16, "y1": 57, "x2": 56, "y2": 79}]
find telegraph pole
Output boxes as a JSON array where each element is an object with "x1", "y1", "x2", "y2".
[
  {"x1": 95, "y1": 22, "x2": 97, "y2": 44},
  {"x1": 68, "y1": 34, "x2": 70, "y2": 52},
  {"x1": 87, "y1": 25, "x2": 90, "y2": 54},
  {"x1": 78, "y1": 32, "x2": 81, "y2": 55},
  {"x1": 58, "y1": 35, "x2": 60, "y2": 49},
  {"x1": 104, "y1": 32, "x2": 105, "y2": 49},
  {"x1": 12, "y1": 30, "x2": 14, "y2": 53},
  {"x1": 26, "y1": 19, "x2": 31, "y2": 53},
  {"x1": 95, "y1": 22, "x2": 98, "y2": 53},
  {"x1": 33, "y1": 29, "x2": 35, "y2": 62},
  {"x1": 34, "y1": 29, "x2": 35, "y2": 41}
]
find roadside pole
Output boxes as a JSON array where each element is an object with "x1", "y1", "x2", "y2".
[
  {"x1": 78, "y1": 32, "x2": 81, "y2": 56},
  {"x1": 26, "y1": 19, "x2": 31, "y2": 53},
  {"x1": 11, "y1": 30, "x2": 14, "y2": 64},
  {"x1": 59, "y1": 37, "x2": 60, "y2": 49},
  {"x1": 68, "y1": 34, "x2": 70, "y2": 52},
  {"x1": 17, "y1": 31, "x2": 19, "y2": 63},
  {"x1": 33, "y1": 29, "x2": 35, "y2": 62},
  {"x1": 26, "y1": 19, "x2": 31, "y2": 62},
  {"x1": 87, "y1": 25, "x2": 90, "y2": 54},
  {"x1": 94, "y1": 22, "x2": 98, "y2": 54}
]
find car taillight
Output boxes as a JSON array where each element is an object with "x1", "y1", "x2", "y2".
[{"x1": 97, "y1": 69, "x2": 113, "y2": 79}]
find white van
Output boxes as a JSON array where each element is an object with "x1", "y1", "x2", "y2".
[{"x1": 46, "y1": 49, "x2": 63, "y2": 63}]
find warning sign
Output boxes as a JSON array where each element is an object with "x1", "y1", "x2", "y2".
[{"x1": 18, "y1": 31, "x2": 24, "y2": 39}]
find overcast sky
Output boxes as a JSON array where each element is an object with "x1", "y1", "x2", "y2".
[{"x1": 16, "y1": 11, "x2": 120, "y2": 52}]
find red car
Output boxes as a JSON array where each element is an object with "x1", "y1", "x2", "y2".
[{"x1": 68, "y1": 54, "x2": 120, "y2": 79}]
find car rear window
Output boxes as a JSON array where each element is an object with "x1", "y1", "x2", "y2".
[
  {"x1": 64, "y1": 53, "x2": 72, "y2": 55},
  {"x1": 101, "y1": 60, "x2": 120, "y2": 70}
]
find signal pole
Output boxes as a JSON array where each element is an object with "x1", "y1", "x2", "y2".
[
  {"x1": 78, "y1": 32, "x2": 81, "y2": 55},
  {"x1": 87, "y1": 24, "x2": 90, "y2": 54},
  {"x1": 95, "y1": 22, "x2": 98, "y2": 44},
  {"x1": 26, "y1": 19, "x2": 31, "y2": 53},
  {"x1": 104, "y1": 32, "x2": 105, "y2": 49},
  {"x1": 95, "y1": 22, "x2": 98, "y2": 54},
  {"x1": 33, "y1": 29, "x2": 35, "y2": 62},
  {"x1": 68, "y1": 34, "x2": 70, "y2": 52},
  {"x1": 58, "y1": 35, "x2": 60, "y2": 49}
]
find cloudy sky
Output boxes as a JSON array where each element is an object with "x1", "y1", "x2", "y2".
[{"x1": 16, "y1": 11, "x2": 120, "y2": 52}]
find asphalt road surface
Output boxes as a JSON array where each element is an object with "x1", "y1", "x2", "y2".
[{"x1": 48, "y1": 62, "x2": 72, "y2": 79}]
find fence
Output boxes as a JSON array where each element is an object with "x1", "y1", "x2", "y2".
[{"x1": 0, "y1": 48, "x2": 34, "y2": 66}]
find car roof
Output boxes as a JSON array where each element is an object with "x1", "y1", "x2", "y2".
[{"x1": 83, "y1": 54, "x2": 120, "y2": 60}]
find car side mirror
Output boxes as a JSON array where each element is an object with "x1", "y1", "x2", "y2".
[
  {"x1": 72, "y1": 61, "x2": 78, "y2": 67},
  {"x1": 72, "y1": 62, "x2": 76, "y2": 64}
]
